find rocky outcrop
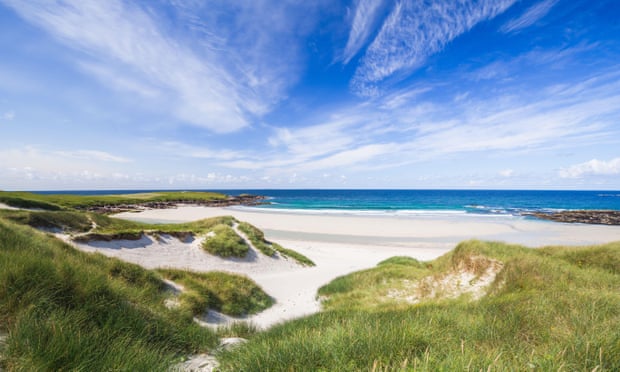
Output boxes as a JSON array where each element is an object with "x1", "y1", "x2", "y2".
[{"x1": 524, "y1": 210, "x2": 620, "y2": 225}]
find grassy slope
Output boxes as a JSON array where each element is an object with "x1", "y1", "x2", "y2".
[
  {"x1": 238, "y1": 221, "x2": 315, "y2": 266},
  {"x1": 0, "y1": 218, "x2": 270, "y2": 371},
  {"x1": 218, "y1": 240, "x2": 620, "y2": 371},
  {"x1": 0, "y1": 190, "x2": 227, "y2": 210},
  {"x1": 0, "y1": 190, "x2": 314, "y2": 263},
  {"x1": 202, "y1": 224, "x2": 250, "y2": 258},
  {"x1": 158, "y1": 269, "x2": 274, "y2": 316},
  {"x1": 0, "y1": 209, "x2": 313, "y2": 263}
]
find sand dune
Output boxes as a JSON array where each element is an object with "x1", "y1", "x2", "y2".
[{"x1": 71, "y1": 205, "x2": 620, "y2": 328}]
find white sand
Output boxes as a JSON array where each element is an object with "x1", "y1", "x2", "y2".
[
  {"x1": 0, "y1": 202, "x2": 20, "y2": 210},
  {"x1": 72, "y1": 206, "x2": 620, "y2": 329}
]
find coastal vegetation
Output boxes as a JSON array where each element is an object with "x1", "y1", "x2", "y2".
[
  {"x1": 0, "y1": 207, "x2": 313, "y2": 265},
  {"x1": 0, "y1": 190, "x2": 227, "y2": 210},
  {"x1": 238, "y1": 221, "x2": 315, "y2": 266},
  {"x1": 201, "y1": 224, "x2": 250, "y2": 258},
  {"x1": 238, "y1": 221, "x2": 277, "y2": 256},
  {"x1": 158, "y1": 269, "x2": 273, "y2": 317},
  {"x1": 0, "y1": 218, "x2": 270, "y2": 371},
  {"x1": 218, "y1": 240, "x2": 620, "y2": 371},
  {"x1": 2, "y1": 191, "x2": 618, "y2": 370}
]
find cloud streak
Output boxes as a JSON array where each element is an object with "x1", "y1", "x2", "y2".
[
  {"x1": 341, "y1": 0, "x2": 385, "y2": 64},
  {"x1": 235, "y1": 67, "x2": 620, "y2": 175},
  {"x1": 501, "y1": 0, "x2": 559, "y2": 33},
  {"x1": 351, "y1": 0, "x2": 516, "y2": 96}
]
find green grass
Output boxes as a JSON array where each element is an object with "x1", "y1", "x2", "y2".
[
  {"x1": 0, "y1": 209, "x2": 93, "y2": 233},
  {"x1": 0, "y1": 190, "x2": 227, "y2": 210},
  {"x1": 0, "y1": 218, "x2": 270, "y2": 371},
  {"x1": 237, "y1": 221, "x2": 315, "y2": 266},
  {"x1": 218, "y1": 240, "x2": 620, "y2": 371},
  {"x1": 158, "y1": 269, "x2": 273, "y2": 317},
  {"x1": 78, "y1": 213, "x2": 234, "y2": 242},
  {"x1": 202, "y1": 224, "x2": 249, "y2": 258},
  {"x1": 237, "y1": 221, "x2": 277, "y2": 256},
  {"x1": 271, "y1": 242, "x2": 315, "y2": 266}
]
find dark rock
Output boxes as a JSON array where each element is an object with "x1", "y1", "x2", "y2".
[{"x1": 523, "y1": 210, "x2": 620, "y2": 225}]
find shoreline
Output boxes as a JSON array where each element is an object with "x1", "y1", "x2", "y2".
[{"x1": 114, "y1": 205, "x2": 620, "y2": 247}]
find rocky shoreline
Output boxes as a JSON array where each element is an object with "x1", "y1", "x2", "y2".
[
  {"x1": 524, "y1": 210, "x2": 620, "y2": 225},
  {"x1": 80, "y1": 194, "x2": 267, "y2": 214}
]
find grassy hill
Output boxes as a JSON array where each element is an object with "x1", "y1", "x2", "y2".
[
  {"x1": 217, "y1": 240, "x2": 620, "y2": 371},
  {"x1": 0, "y1": 218, "x2": 271, "y2": 370}
]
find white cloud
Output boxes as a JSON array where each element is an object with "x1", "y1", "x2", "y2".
[
  {"x1": 341, "y1": 0, "x2": 385, "y2": 64},
  {"x1": 54, "y1": 150, "x2": 131, "y2": 163},
  {"x1": 157, "y1": 141, "x2": 242, "y2": 161},
  {"x1": 351, "y1": 0, "x2": 516, "y2": 96},
  {"x1": 559, "y1": 158, "x2": 620, "y2": 178},
  {"x1": 501, "y1": 0, "x2": 559, "y2": 33},
  {"x1": 2, "y1": 111, "x2": 15, "y2": 121},
  {"x1": 0, "y1": 147, "x2": 131, "y2": 174},
  {"x1": 499, "y1": 169, "x2": 514, "y2": 177}
]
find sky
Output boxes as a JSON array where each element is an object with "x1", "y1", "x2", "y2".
[{"x1": 0, "y1": 0, "x2": 619, "y2": 190}]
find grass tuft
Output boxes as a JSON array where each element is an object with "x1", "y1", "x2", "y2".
[
  {"x1": 237, "y1": 221, "x2": 315, "y2": 266},
  {"x1": 237, "y1": 221, "x2": 276, "y2": 256},
  {"x1": 272, "y1": 242, "x2": 315, "y2": 266},
  {"x1": 158, "y1": 269, "x2": 273, "y2": 317},
  {"x1": 202, "y1": 224, "x2": 249, "y2": 258}
]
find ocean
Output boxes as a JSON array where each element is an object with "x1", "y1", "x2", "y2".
[{"x1": 34, "y1": 189, "x2": 620, "y2": 217}]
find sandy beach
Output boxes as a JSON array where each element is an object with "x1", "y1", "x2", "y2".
[{"x1": 74, "y1": 205, "x2": 620, "y2": 329}]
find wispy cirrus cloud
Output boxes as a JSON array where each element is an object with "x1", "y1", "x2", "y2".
[
  {"x1": 235, "y1": 67, "x2": 620, "y2": 175},
  {"x1": 351, "y1": 0, "x2": 516, "y2": 96},
  {"x1": 501, "y1": 0, "x2": 559, "y2": 33},
  {"x1": 0, "y1": 146, "x2": 131, "y2": 169},
  {"x1": 54, "y1": 150, "x2": 131, "y2": 163},
  {"x1": 1, "y1": 0, "x2": 319, "y2": 133},
  {"x1": 157, "y1": 141, "x2": 242, "y2": 161},
  {"x1": 341, "y1": 0, "x2": 386, "y2": 64}
]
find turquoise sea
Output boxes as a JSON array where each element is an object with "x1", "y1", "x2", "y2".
[{"x1": 36, "y1": 189, "x2": 620, "y2": 217}]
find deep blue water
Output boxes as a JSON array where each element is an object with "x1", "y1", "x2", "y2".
[{"x1": 32, "y1": 189, "x2": 620, "y2": 216}]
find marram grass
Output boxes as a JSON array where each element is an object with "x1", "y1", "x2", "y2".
[
  {"x1": 218, "y1": 240, "x2": 620, "y2": 371},
  {"x1": 0, "y1": 218, "x2": 268, "y2": 371},
  {"x1": 158, "y1": 268, "x2": 273, "y2": 317},
  {"x1": 238, "y1": 221, "x2": 315, "y2": 266},
  {"x1": 202, "y1": 223, "x2": 250, "y2": 258}
]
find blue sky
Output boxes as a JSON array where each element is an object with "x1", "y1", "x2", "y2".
[{"x1": 0, "y1": 0, "x2": 619, "y2": 190}]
